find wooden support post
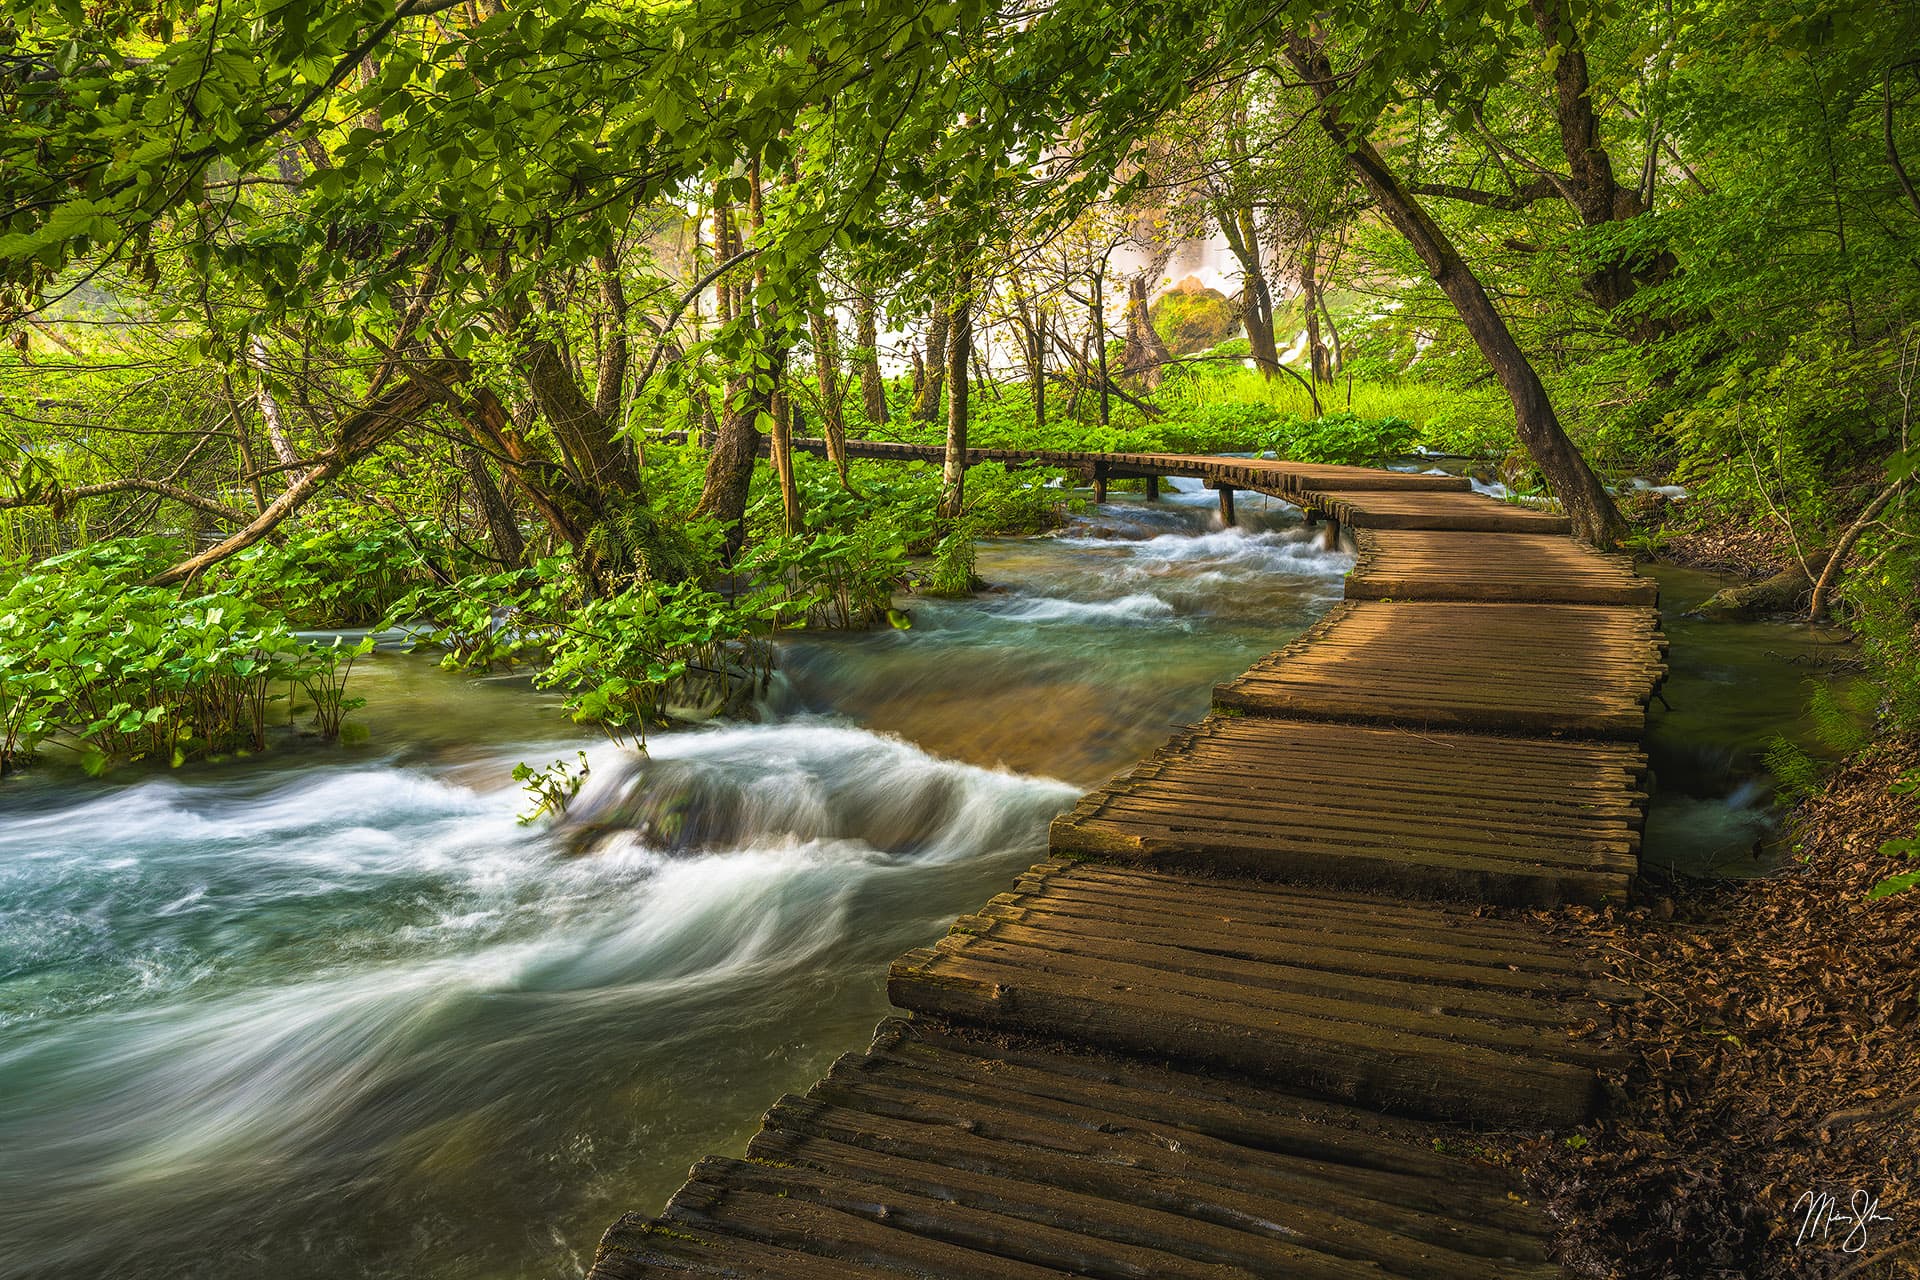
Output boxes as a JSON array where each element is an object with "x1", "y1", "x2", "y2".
[
  {"x1": 1323, "y1": 514, "x2": 1342, "y2": 551},
  {"x1": 1218, "y1": 484, "x2": 1236, "y2": 525},
  {"x1": 1145, "y1": 474, "x2": 1160, "y2": 502},
  {"x1": 1093, "y1": 464, "x2": 1107, "y2": 504}
]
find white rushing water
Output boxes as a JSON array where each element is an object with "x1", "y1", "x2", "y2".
[{"x1": 0, "y1": 488, "x2": 1350, "y2": 1280}]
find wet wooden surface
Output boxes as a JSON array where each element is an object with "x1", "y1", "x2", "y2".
[
  {"x1": 590, "y1": 443, "x2": 1664, "y2": 1280},
  {"x1": 1214, "y1": 601, "x2": 1667, "y2": 738},
  {"x1": 1349, "y1": 529, "x2": 1659, "y2": 604},
  {"x1": 1050, "y1": 716, "x2": 1645, "y2": 905},
  {"x1": 591, "y1": 1020, "x2": 1566, "y2": 1280}
]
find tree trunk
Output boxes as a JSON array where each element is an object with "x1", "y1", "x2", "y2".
[
  {"x1": 1530, "y1": 0, "x2": 1679, "y2": 333},
  {"x1": 1299, "y1": 239, "x2": 1332, "y2": 385},
  {"x1": 593, "y1": 251, "x2": 631, "y2": 427},
  {"x1": 769, "y1": 382, "x2": 800, "y2": 535},
  {"x1": 811, "y1": 309, "x2": 852, "y2": 487},
  {"x1": 463, "y1": 447, "x2": 526, "y2": 566},
  {"x1": 247, "y1": 336, "x2": 300, "y2": 469},
  {"x1": 940, "y1": 281, "x2": 972, "y2": 522},
  {"x1": 694, "y1": 372, "x2": 767, "y2": 557},
  {"x1": 1091, "y1": 272, "x2": 1111, "y2": 427},
  {"x1": 855, "y1": 285, "x2": 888, "y2": 427},
  {"x1": 451, "y1": 386, "x2": 603, "y2": 577},
  {"x1": 1120, "y1": 275, "x2": 1173, "y2": 389},
  {"x1": 1287, "y1": 34, "x2": 1624, "y2": 546},
  {"x1": 1219, "y1": 205, "x2": 1280, "y2": 379},
  {"x1": 914, "y1": 306, "x2": 950, "y2": 422},
  {"x1": 1009, "y1": 279, "x2": 1046, "y2": 430},
  {"x1": 524, "y1": 332, "x2": 641, "y2": 495}
]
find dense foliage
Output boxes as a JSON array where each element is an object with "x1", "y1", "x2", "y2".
[{"x1": 0, "y1": 0, "x2": 1915, "y2": 776}]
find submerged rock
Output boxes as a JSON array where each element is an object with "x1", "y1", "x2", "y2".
[{"x1": 557, "y1": 742, "x2": 968, "y2": 857}]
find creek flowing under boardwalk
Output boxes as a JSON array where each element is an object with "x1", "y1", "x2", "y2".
[{"x1": 589, "y1": 444, "x2": 1662, "y2": 1279}]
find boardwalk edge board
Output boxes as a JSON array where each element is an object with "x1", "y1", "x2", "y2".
[{"x1": 590, "y1": 445, "x2": 1663, "y2": 1280}]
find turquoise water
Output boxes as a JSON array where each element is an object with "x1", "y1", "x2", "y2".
[
  {"x1": 0, "y1": 485, "x2": 1836, "y2": 1279},
  {"x1": 0, "y1": 485, "x2": 1346, "y2": 1280}
]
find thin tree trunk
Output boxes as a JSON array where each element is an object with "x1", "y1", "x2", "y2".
[
  {"x1": 914, "y1": 306, "x2": 949, "y2": 422},
  {"x1": 940, "y1": 279, "x2": 972, "y2": 521},
  {"x1": 769, "y1": 383, "x2": 800, "y2": 535},
  {"x1": 248, "y1": 337, "x2": 300, "y2": 468},
  {"x1": 1091, "y1": 271, "x2": 1110, "y2": 427},
  {"x1": 811, "y1": 309, "x2": 851, "y2": 486},
  {"x1": 855, "y1": 285, "x2": 888, "y2": 426},
  {"x1": 1288, "y1": 33, "x2": 1624, "y2": 546},
  {"x1": 1809, "y1": 477, "x2": 1909, "y2": 621},
  {"x1": 1300, "y1": 239, "x2": 1332, "y2": 385},
  {"x1": 1009, "y1": 278, "x2": 1046, "y2": 429}
]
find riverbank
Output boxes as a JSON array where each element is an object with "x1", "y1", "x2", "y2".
[{"x1": 1517, "y1": 736, "x2": 1920, "y2": 1279}]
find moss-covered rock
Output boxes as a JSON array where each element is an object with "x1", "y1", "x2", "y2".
[{"x1": 1149, "y1": 277, "x2": 1240, "y2": 354}]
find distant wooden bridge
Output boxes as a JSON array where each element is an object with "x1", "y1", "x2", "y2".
[{"x1": 590, "y1": 446, "x2": 1662, "y2": 1279}]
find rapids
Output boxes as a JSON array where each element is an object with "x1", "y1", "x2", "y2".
[
  {"x1": 0, "y1": 481, "x2": 1840, "y2": 1279},
  {"x1": 0, "y1": 484, "x2": 1344, "y2": 1280}
]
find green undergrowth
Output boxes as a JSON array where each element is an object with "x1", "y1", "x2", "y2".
[{"x1": 0, "y1": 539, "x2": 371, "y2": 775}]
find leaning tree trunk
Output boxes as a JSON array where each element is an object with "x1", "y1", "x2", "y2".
[
  {"x1": 1120, "y1": 275, "x2": 1173, "y2": 389},
  {"x1": 1287, "y1": 35, "x2": 1625, "y2": 547},
  {"x1": 939, "y1": 281, "x2": 973, "y2": 522},
  {"x1": 151, "y1": 363, "x2": 457, "y2": 584},
  {"x1": 463, "y1": 447, "x2": 526, "y2": 566}
]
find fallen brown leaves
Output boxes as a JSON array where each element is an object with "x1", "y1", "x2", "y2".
[{"x1": 1514, "y1": 736, "x2": 1920, "y2": 1280}]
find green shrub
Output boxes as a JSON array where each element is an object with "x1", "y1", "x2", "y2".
[
  {"x1": 0, "y1": 541, "x2": 371, "y2": 773},
  {"x1": 210, "y1": 509, "x2": 466, "y2": 627},
  {"x1": 1261, "y1": 411, "x2": 1419, "y2": 466},
  {"x1": 920, "y1": 529, "x2": 978, "y2": 597},
  {"x1": 537, "y1": 581, "x2": 790, "y2": 746}
]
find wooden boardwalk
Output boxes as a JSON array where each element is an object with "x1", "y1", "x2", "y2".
[{"x1": 590, "y1": 445, "x2": 1663, "y2": 1280}]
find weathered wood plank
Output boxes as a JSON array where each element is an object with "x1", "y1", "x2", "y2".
[
  {"x1": 1213, "y1": 601, "x2": 1666, "y2": 740},
  {"x1": 1348, "y1": 529, "x2": 1658, "y2": 605}
]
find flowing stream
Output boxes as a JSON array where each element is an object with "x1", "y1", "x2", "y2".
[
  {"x1": 0, "y1": 481, "x2": 1346, "y2": 1280},
  {"x1": 0, "y1": 481, "x2": 1849, "y2": 1279}
]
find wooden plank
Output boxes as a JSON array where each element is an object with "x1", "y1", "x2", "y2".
[
  {"x1": 1348, "y1": 529, "x2": 1659, "y2": 605},
  {"x1": 1213, "y1": 601, "x2": 1666, "y2": 740},
  {"x1": 589, "y1": 1018, "x2": 1571, "y2": 1278},
  {"x1": 1051, "y1": 717, "x2": 1642, "y2": 905},
  {"x1": 892, "y1": 944, "x2": 1605, "y2": 1127},
  {"x1": 1302, "y1": 489, "x2": 1574, "y2": 534},
  {"x1": 590, "y1": 1215, "x2": 917, "y2": 1279}
]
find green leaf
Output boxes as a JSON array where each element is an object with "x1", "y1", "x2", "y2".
[{"x1": 1868, "y1": 869, "x2": 1920, "y2": 900}]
